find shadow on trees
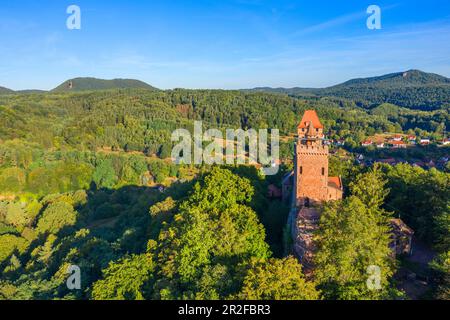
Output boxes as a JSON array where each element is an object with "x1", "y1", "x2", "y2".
[
  {"x1": 4, "y1": 165, "x2": 291, "y2": 299},
  {"x1": 3, "y1": 180, "x2": 194, "y2": 299}
]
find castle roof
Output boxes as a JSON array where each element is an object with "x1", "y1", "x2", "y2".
[
  {"x1": 328, "y1": 176, "x2": 342, "y2": 190},
  {"x1": 298, "y1": 110, "x2": 324, "y2": 129}
]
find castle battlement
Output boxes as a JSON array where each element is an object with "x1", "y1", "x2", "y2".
[{"x1": 297, "y1": 144, "x2": 328, "y2": 150}]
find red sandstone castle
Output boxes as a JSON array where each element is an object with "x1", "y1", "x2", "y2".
[
  {"x1": 295, "y1": 110, "x2": 343, "y2": 205},
  {"x1": 282, "y1": 110, "x2": 343, "y2": 269},
  {"x1": 282, "y1": 110, "x2": 413, "y2": 270},
  {"x1": 283, "y1": 110, "x2": 343, "y2": 206}
]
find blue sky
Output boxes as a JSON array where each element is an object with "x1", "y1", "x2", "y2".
[{"x1": 1, "y1": 0, "x2": 450, "y2": 90}]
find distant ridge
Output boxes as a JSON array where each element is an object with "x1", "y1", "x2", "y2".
[
  {"x1": 317, "y1": 70, "x2": 450, "y2": 110},
  {"x1": 51, "y1": 77, "x2": 158, "y2": 92},
  {"x1": 2, "y1": 70, "x2": 449, "y2": 110},
  {"x1": 246, "y1": 87, "x2": 316, "y2": 96},
  {"x1": 0, "y1": 86, "x2": 14, "y2": 94},
  {"x1": 338, "y1": 69, "x2": 450, "y2": 87},
  {"x1": 247, "y1": 70, "x2": 450, "y2": 111},
  {"x1": 16, "y1": 89, "x2": 47, "y2": 94}
]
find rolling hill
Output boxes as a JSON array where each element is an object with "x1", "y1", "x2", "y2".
[
  {"x1": 245, "y1": 87, "x2": 316, "y2": 96},
  {"x1": 0, "y1": 86, "x2": 14, "y2": 94},
  {"x1": 317, "y1": 70, "x2": 450, "y2": 110},
  {"x1": 2, "y1": 71, "x2": 449, "y2": 110},
  {"x1": 248, "y1": 70, "x2": 450, "y2": 111},
  {"x1": 336, "y1": 69, "x2": 450, "y2": 87},
  {"x1": 51, "y1": 77, "x2": 158, "y2": 92}
]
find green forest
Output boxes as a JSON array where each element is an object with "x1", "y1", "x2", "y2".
[
  {"x1": 250, "y1": 70, "x2": 450, "y2": 111},
  {"x1": 0, "y1": 87, "x2": 448, "y2": 300}
]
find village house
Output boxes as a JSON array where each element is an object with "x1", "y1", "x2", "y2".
[
  {"x1": 420, "y1": 138, "x2": 431, "y2": 145},
  {"x1": 282, "y1": 110, "x2": 414, "y2": 271},
  {"x1": 389, "y1": 140, "x2": 407, "y2": 149},
  {"x1": 362, "y1": 134, "x2": 422, "y2": 149},
  {"x1": 376, "y1": 142, "x2": 385, "y2": 149},
  {"x1": 408, "y1": 135, "x2": 417, "y2": 144}
]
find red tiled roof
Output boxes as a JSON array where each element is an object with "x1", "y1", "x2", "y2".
[
  {"x1": 298, "y1": 110, "x2": 323, "y2": 129},
  {"x1": 391, "y1": 140, "x2": 406, "y2": 145},
  {"x1": 328, "y1": 176, "x2": 342, "y2": 190}
]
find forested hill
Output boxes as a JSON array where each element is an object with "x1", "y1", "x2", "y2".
[
  {"x1": 0, "y1": 88, "x2": 448, "y2": 158},
  {"x1": 0, "y1": 88, "x2": 448, "y2": 300},
  {"x1": 248, "y1": 70, "x2": 450, "y2": 111},
  {"x1": 339, "y1": 70, "x2": 450, "y2": 86},
  {"x1": 245, "y1": 87, "x2": 315, "y2": 96},
  {"x1": 16, "y1": 90, "x2": 47, "y2": 94},
  {"x1": 0, "y1": 86, "x2": 14, "y2": 94},
  {"x1": 51, "y1": 78, "x2": 158, "y2": 92}
]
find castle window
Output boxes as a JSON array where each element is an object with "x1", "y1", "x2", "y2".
[
  {"x1": 300, "y1": 167, "x2": 303, "y2": 174},
  {"x1": 322, "y1": 167, "x2": 325, "y2": 176}
]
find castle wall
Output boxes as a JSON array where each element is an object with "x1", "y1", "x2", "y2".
[
  {"x1": 295, "y1": 143, "x2": 330, "y2": 206},
  {"x1": 327, "y1": 186, "x2": 343, "y2": 201}
]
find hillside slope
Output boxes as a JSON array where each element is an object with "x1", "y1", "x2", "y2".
[
  {"x1": 248, "y1": 70, "x2": 450, "y2": 111},
  {"x1": 318, "y1": 70, "x2": 450, "y2": 110},
  {"x1": 52, "y1": 77, "x2": 158, "y2": 92},
  {"x1": 0, "y1": 86, "x2": 14, "y2": 94}
]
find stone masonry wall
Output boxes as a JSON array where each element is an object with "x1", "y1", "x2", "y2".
[{"x1": 295, "y1": 143, "x2": 329, "y2": 206}]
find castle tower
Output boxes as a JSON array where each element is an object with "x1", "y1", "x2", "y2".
[
  {"x1": 294, "y1": 110, "x2": 331, "y2": 207},
  {"x1": 285, "y1": 110, "x2": 343, "y2": 272}
]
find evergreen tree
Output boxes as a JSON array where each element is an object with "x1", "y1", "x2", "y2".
[{"x1": 315, "y1": 168, "x2": 395, "y2": 300}]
